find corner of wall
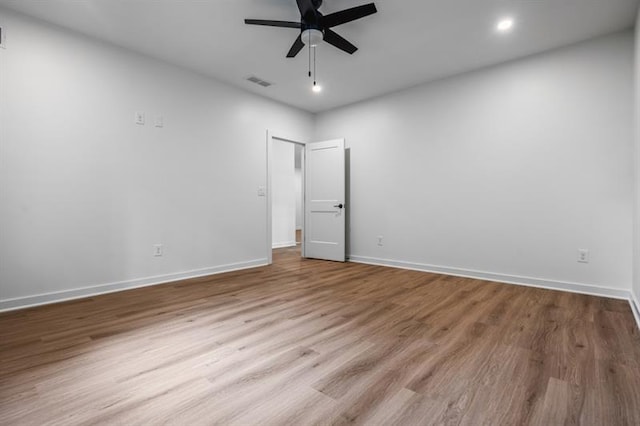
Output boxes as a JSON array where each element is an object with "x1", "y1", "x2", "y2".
[
  {"x1": 633, "y1": 5, "x2": 640, "y2": 327},
  {"x1": 631, "y1": 289, "x2": 640, "y2": 332},
  {"x1": 632, "y1": 5, "x2": 640, "y2": 333}
]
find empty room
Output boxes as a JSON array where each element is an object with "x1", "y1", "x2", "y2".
[{"x1": 1, "y1": 0, "x2": 640, "y2": 424}]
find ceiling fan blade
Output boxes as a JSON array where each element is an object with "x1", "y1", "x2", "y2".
[
  {"x1": 296, "y1": 0, "x2": 318, "y2": 22},
  {"x1": 244, "y1": 19, "x2": 301, "y2": 29},
  {"x1": 322, "y1": 3, "x2": 377, "y2": 28},
  {"x1": 287, "y1": 34, "x2": 305, "y2": 58},
  {"x1": 323, "y1": 29, "x2": 358, "y2": 54}
]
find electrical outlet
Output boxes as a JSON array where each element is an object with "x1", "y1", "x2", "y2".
[
  {"x1": 577, "y1": 249, "x2": 589, "y2": 263},
  {"x1": 153, "y1": 244, "x2": 163, "y2": 257},
  {"x1": 377, "y1": 236, "x2": 383, "y2": 246},
  {"x1": 154, "y1": 115, "x2": 164, "y2": 128},
  {"x1": 135, "y1": 111, "x2": 145, "y2": 125}
]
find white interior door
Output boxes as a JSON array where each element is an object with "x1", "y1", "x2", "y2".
[{"x1": 304, "y1": 139, "x2": 345, "y2": 262}]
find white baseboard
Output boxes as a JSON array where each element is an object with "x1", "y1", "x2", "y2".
[
  {"x1": 4, "y1": 253, "x2": 637, "y2": 332},
  {"x1": 0, "y1": 258, "x2": 268, "y2": 313},
  {"x1": 631, "y1": 291, "x2": 640, "y2": 332},
  {"x1": 348, "y1": 255, "x2": 630, "y2": 300},
  {"x1": 272, "y1": 241, "x2": 297, "y2": 249}
]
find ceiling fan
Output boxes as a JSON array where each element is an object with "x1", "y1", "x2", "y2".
[{"x1": 244, "y1": 0, "x2": 377, "y2": 57}]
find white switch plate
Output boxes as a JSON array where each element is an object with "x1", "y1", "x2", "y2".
[
  {"x1": 135, "y1": 111, "x2": 145, "y2": 125},
  {"x1": 377, "y1": 236, "x2": 383, "y2": 246},
  {"x1": 0, "y1": 26, "x2": 6, "y2": 49},
  {"x1": 155, "y1": 116, "x2": 164, "y2": 128},
  {"x1": 257, "y1": 186, "x2": 266, "y2": 197},
  {"x1": 577, "y1": 248, "x2": 589, "y2": 263},
  {"x1": 153, "y1": 244, "x2": 163, "y2": 257}
]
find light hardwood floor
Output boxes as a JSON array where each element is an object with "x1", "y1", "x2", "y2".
[{"x1": 1, "y1": 247, "x2": 639, "y2": 425}]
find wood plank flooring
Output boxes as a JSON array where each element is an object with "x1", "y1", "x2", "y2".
[{"x1": 1, "y1": 247, "x2": 640, "y2": 425}]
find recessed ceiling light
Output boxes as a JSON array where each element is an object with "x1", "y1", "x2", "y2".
[
  {"x1": 312, "y1": 84, "x2": 322, "y2": 93},
  {"x1": 496, "y1": 18, "x2": 514, "y2": 32}
]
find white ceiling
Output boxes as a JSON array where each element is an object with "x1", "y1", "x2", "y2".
[{"x1": 0, "y1": 0, "x2": 638, "y2": 113}]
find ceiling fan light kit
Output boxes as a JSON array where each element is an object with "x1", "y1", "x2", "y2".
[
  {"x1": 245, "y1": 0, "x2": 377, "y2": 92},
  {"x1": 302, "y1": 29, "x2": 324, "y2": 47}
]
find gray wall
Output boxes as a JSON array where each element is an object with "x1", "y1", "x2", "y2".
[
  {"x1": 0, "y1": 9, "x2": 313, "y2": 308},
  {"x1": 1, "y1": 7, "x2": 637, "y2": 310},
  {"x1": 316, "y1": 32, "x2": 634, "y2": 295}
]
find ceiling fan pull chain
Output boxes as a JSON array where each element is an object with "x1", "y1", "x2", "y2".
[
  {"x1": 313, "y1": 46, "x2": 317, "y2": 85},
  {"x1": 308, "y1": 40, "x2": 311, "y2": 78}
]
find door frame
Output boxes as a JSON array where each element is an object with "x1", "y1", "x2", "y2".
[{"x1": 266, "y1": 130, "x2": 306, "y2": 265}]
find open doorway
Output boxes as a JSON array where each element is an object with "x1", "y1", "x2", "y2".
[
  {"x1": 267, "y1": 132, "x2": 305, "y2": 264},
  {"x1": 294, "y1": 144, "x2": 303, "y2": 248}
]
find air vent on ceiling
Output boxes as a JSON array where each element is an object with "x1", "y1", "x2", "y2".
[{"x1": 246, "y1": 75, "x2": 273, "y2": 88}]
